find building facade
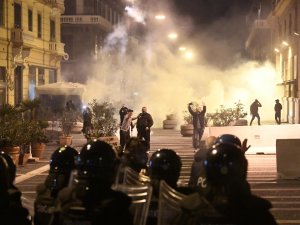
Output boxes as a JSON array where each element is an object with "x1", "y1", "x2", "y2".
[
  {"x1": 61, "y1": 0, "x2": 124, "y2": 83},
  {"x1": 246, "y1": 0, "x2": 300, "y2": 123},
  {"x1": 271, "y1": 0, "x2": 300, "y2": 123},
  {"x1": 0, "y1": 0, "x2": 65, "y2": 106}
]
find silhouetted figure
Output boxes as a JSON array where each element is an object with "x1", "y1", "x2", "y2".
[
  {"x1": 49, "y1": 140, "x2": 133, "y2": 225},
  {"x1": 147, "y1": 149, "x2": 193, "y2": 225},
  {"x1": 174, "y1": 143, "x2": 278, "y2": 225},
  {"x1": 188, "y1": 102, "x2": 206, "y2": 149},
  {"x1": 188, "y1": 136, "x2": 216, "y2": 191},
  {"x1": 119, "y1": 105, "x2": 128, "y2": 126},
  {"x1": 250, "y1": 99, "x2": 262, "y2": 126},
  {"x1": 34, "y1": 146, "x2": 78, "y2": 225},
  {"x1": 0, "y1": 152, "x2": 32, "y2": 225},
  {"x1": 136, "y1": 107, "x2": 153, "y2": 151},
  {"x1": 274, "y1": 99, "x2": 282, "y2": 125},
  {"x1": 82, "y1": 107, "x2": 92, "y2": 137}
]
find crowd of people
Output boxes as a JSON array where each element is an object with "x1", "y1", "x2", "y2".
[{"x1": 0, "y1": 102, "x2": 282, "y2": 225}]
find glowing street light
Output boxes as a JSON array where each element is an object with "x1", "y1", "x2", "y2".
[
  {"x1": 155, "y1": 15, "x2": 166, "y2": 20},
  {"x1": 184, "y1": 51, "x2": 193, "y2": 60},
  {"x1": 282, "y1": 41, "x2": 289, "y2": 46},
  {"x1": 178, "y1": 46, "x2": 186, "y2": 52},
  {"x1": 274, "y1": 48, "x2": 280, "y2": 53},
  {"x1": 168, "y1": 32, "x2": 178, "y2": 40}
]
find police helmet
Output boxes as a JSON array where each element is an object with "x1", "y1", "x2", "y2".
[
  {"x1": 123, "y1": 137, "x2": 148, "y2": 172},
  {"x1": 148, "y1": 149, "x2": 181, "y2": 187},
  {"x1": 215, "y1": 134, "x2": 242, "y2": 147},
  {"x1": 50, "y1": 146, "x2": 78, "y2": 174},
  {"x1": 0, "y1": 155, "x2": 10, "y2": 191},
  {"x1": 77, "y1": 140, "x2": 119, "y2": 186},
  {"x1": 46, "y1": 146, "x2": 78, "y2": 195},
  {"x1": 0, "y1": 151, "x2": 16, "y2": 186},
  {"x1": 204, "y1": 143, "x2": 248, "y2": 187}
]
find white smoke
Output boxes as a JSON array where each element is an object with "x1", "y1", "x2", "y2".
[{"x1": 83, "y1": 1, "x2": 279, "y2": 127}]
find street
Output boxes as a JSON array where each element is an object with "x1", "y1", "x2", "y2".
[{"x1": 16, "y1": 128, "x2": 300, "y2": 224}]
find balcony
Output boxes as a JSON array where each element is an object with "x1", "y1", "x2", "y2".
[
  {"x1": 45, "y1": 0, "x2": 64, "y2": 12},
  {"x1": 49, "y1": 42, "x2": 65, "y2": 56},
  {"x1": 11, "y1": 28, "x2": 34, "y2": 48},
  {"x1": 61, "y1": 15, "x2": 112, "y2": 31}
]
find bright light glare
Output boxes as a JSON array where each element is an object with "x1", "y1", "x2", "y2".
[
  {"x1": 155, "y1": 15, "x2": 166, "y2": 20},
  {"x1": 184, "y1": 51, "x2": 193, "y2": 59},
  {"x1": 274, "y1": 48, "x2": 280, "y2": 53},
  {"x1": 168, "y1": 33, "x2": 178, "y2": 40},
  {"x1": 282, "y1": 41, "x2": 289, "y2": 46},
  {"x1": 178, "y1": 46, "x2": 186, "y2": 51}
]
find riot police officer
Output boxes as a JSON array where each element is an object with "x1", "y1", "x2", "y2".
[
  {"x1": 174, "y1": 143, "x2": 278, "y2": 225},
  {"x1": 147, "y1": 149, "x2": 192, "y2": 225},
  {"x1": 34, "y1": 146, "x2": 78, "y2": 225},
  {"x1": 0, "y1": 152, "x2": 32, "y2": 225},
  {"x1": 49, "y1": 140, "x2": 133, "y2": 225}
]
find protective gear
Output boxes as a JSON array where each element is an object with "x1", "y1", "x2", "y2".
[
  {"x1": 0, "y1": 151, "x2": 15, "y2": 187},
  {"x1": 76, "y1": 140, "x2": 119, "y2": 187},
  {"x1": 204, "y1": 143, "x2": 248, "y2": 187},
  {"x1": 148, "y1": 149, "x2": 181, "y2": 188},
  {"x1": 45, "y1": 146, "x2": 78, "y2": 196},
  {"x1": 0, "y1": 154, "x2": 10, "y2": 191},
  {"x1": 215, "y1": 134, "x2": 241, "y2": 147},
  {"x1": 122, "y1": 137, "x2": 148, "y2": 172}
]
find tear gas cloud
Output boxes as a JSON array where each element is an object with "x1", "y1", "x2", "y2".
[{"x1": 83, "y1": 1, "x2": 280, "y2": 127}]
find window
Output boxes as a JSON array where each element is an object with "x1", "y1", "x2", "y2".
[
  {"x1": 50, "y1": 19, "x2": 55, "y2": 41},
  {"x1": 14, "y1": 3, "x2": 22, "y2": 28},
  {"x1": 38, "y1": 68, "x2": 45, "y2": 85},
  {"x1": 38, "y1": 14, "x2": 42, "y2": 38},
  {"x1": 0, "y1": 67, "x2": 5, "y2": 82},
  {"x1": 28, "y1": 66, "x2": 36, "y2": 100},
  {"x1": 49, "y1": 69, "x2": 57, "y2": 83},
  {"x1": 0, "y1": 0, "x2": 4, "y2": 26},
  {"x1": 28, "y1": 9, "x2": 33, "y2": 31}
]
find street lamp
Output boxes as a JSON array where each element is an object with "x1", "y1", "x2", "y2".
[
  {"x1": 155, "y1": 15, "x2": 166, "y2": 20},
  {"x1": 168, "y1": 32, "x2": 178, "y2": 40}
]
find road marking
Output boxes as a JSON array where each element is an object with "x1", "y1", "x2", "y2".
[{"x1": 15, "y1": 165, "x2": 49, "y2": 184}]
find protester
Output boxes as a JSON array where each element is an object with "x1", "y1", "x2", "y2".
[
  {"x1": 250, "y1": 99, "x2": 262, "y2": 126},
  {"x1": 136, "y1": 106, "x2": 153, "y2": 151},
  {"x1": 82, "y1": 106, "x2": 92, "y2": 137},
  {"x1": 119, "y1": 104, "x2": 128, "y2": 126},
  {"x1": 274, "y1": 99, "x2": 282, "y2": 125},
  {"x1": 120, "y1": 109, "x2": 136, "y2": 150},
  {"x1": 188, "y1": 102, "x2": 206, "y2": 149}
]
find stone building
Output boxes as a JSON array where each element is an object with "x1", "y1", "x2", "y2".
[
  {"x1": 61, "y1": 0, "x2": 124, "y2": 83},
  {"x1": 0, "y1": 0, "x2": 66, "y2": 106}
]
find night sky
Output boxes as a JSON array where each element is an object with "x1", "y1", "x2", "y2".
[
  {"x1": 173, "y1": 0, "x2": 252, "y2": 26},
  {"x1": 172, "y1": 0, "x2": 254, "y2": 68}
]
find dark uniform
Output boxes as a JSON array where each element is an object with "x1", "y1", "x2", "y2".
[
  {"x1": 147, "y1": 149, "x2": 193, "y2": 225},
  {"x1": 274, "y1": 99, "x2": 282, "y2": 125},
  {"x1": 136, "y1": 108, "x2": 153, "y2": 150},
  {"x1": 34, "y1": 146, "x2": 78, "y2": 225},
  {"x1": 49, "y1": 140, "x2": 134, "y2": 225},
  {"x1": 173, "y1": 143, "x2": 277, "y2": 225},
  {"x1": 250, "y1": 99, "x2": 262, "y2": 126},
  {"x1": 0, "y1": 153, "x2": 32, "y2": 225},
  {"x1": 188, "y1": 103, "x2": 206, "y2": 149}
]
